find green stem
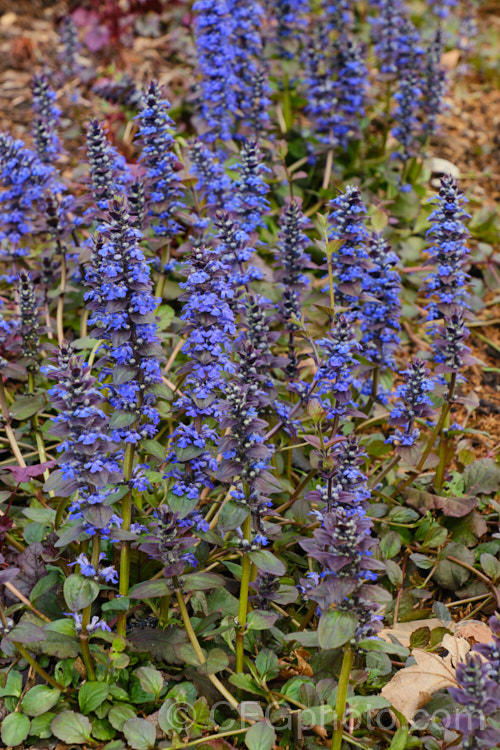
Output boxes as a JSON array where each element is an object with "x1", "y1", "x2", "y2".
[
  {"x1": 0, "y1": 380, "x2": 26, "y2": 468},
  {"x1": 331, "y1": 646, "x2": 354, "y2": 750},
  {"x1": 54, "y1": 495, "x2": 68, "y2": 530},
  {"x1": 174, "y1": 580, "x2": 240, "y2": 710},
  {"x1": 236, "y1": 514, "x2": 252, "y2": 673},
  {"x1": 396, "y1": 373, "x2": 457, "y2": 495},
  {"x1": 27, "y1": 373, "x2": 50, "y2": 482},
  {"x1": 117, "y1": 443, "x2": 136, "y2": 637},
  {"x1": 79, "y1": 536, "x2": 101, "y2": 681},
  {"x1": 56, "y1": 249, "x2": 67, "y2": 346},
  {"x1": 14, "y1": 642, "x2": 67, "y2": 691}
]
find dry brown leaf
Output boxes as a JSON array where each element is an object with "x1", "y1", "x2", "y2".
[
  {"x1": 381, "y1": 646, "x2": 463, "y2": 721},
  {"x1": 380, "y1": 618, "x2": 494, "y2": 649},
  {"x1": 441, "y1": 49, "x2": 461, "y2": 70},
  {"x1": 453, "y1": 619, "x2": 494, "y2": 644},
  {"x1": 294, "y1": 648, "x2": 314, "y2": 677},
  {"x1": 442, "y1": 634, "x2": 470, "y2": 666}
]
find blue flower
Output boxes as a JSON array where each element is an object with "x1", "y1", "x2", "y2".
[
  {"x1": 233, "y1": 139, "x2": 270, "y2": 238},
  {"x1": 388, "y1": 359, "x2": 435, "y2": 447},
  {"x1": 421, "y1": 30, "x2": 447, "y2": 137},
  {"x1": 86, "y1": 119, "x2": 130, "y2": 209},
  {"x1": 31, "y1": 73, "x2": 62, "y2": 163},
  {"x1": 166, "y1": 243, "x2": 236, "y2": 502},
  {"x1": 315, "y1": 313, "x2": 361, "y2": 419},
  {"x1": 135, "y1": 81, "x2": 183, "y2": 237},
  {"x1": 193, "y1": 0, "x2": 238, "y2": 142},
  {"x1": 58, "y1": 16, "x2": 81, "y2": 78},
  {"x1": 328, "y1": 185, "x2": 369, "y2": 306},
  {"x1": 45, "y1": 343, "x2": 123, "y2": 537},
  {"x1": 300, "y1": 437, "x2": 383, "y2": 641},
  {"x1": 360, "y1": 232, "x2": 401, "y2": 369},
  {"x1": 85, "y1": 197, "x2": 162, "y2": 445},
  {"x1": 17, "y1": 271, "x2": 39, "y2": 374},
  {"x1": 0, "y1": 132, "x2": 55, "y2": 254}
]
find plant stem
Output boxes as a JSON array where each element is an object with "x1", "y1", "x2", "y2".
[
  {"x1": 79, "y1": 536, "x2": 101, "y2": 680},
  {"x1": 395, "y1": 373, "x2": 456, "y2": 495},
  {"x1": 173, "y1": 579, "x2": 240, "y2": 711},
  {"x1": 27, "y1": 373, "x2": 50, "y2": 482},
  {"x1": 13, "y1": 642, "x2": 66, "y2": 691},
  {"x1": 4, "y1": 581, "x2": 51, "y2": 622},
  {"x1": 117, "y1": 442, "x2": 135, "y2": 637},
  {"x1": 56, "y1": 249, "x2": 67, "y2": 346},
  {"x1": 0, "y1": 380, "x2": 26, "y2": 468},
  {"x1": 236, "y1": 514, "x2": 252, "y2": 673},
  {"x1": 331, "y1": 646, "x2": 354, "y2": 750}
]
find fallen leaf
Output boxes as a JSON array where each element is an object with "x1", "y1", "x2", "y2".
[
  {"x1": 381, "y1": 645, "x2": 465, "y2": 721},
  {"x1": 441, "y1": 49, "x2": 461, "y2": 70},
  {"x1": 380, "y1": 618, "x2": 493, "y2": 649},
  {"x1": 379, "y1": 618, "x2": 449, "y2": 647},
  {"x1": 442, "y1": 634, "x2": 470, "y2": 666},
  {"x1": 453, "y1": 620, "x2": 494, "y2": 644},
  {"x1": 294, "y1": 649, "x2": 313, "y2": 677}
]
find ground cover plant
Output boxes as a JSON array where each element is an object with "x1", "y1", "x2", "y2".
[{"x1": 0, "y1": 0, "x2": 500, "y2": 748}]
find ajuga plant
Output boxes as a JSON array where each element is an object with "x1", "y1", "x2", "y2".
[
  {"x1": 135, "y1": 81, "x2": 183, "y2": 239},
  {"x1": 86, "y1": 119, "x2": 130, "y2": 209},
  {"x1": 0, "y1": 3, "x2": 496, "y2": 750},
  {"x1": 444, "y1": 614, "x2": 500, "y2": 749},
  {"x1": 192, "y1": 0, "x2": 237, "y2": 143},
  {"x1": 31, "y1": 74, "x2": 62, "y2": 164}
]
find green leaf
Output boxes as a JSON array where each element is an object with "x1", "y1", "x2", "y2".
[
  {"x1": 389, "y1": 726, "x2": 410, "y2": 750},
  {"x1": 122, "y1": 717, "x2": 156, "y2": 750},
  {"x1": 30, "y1": 571, "x2": 60, "y2": 602},
  {"x1": 141, "y1": 439, "x2": 166, "y2": 462},
  {"x1": 7, "y1": 621, "x2": 45, "y2": 644},
  {"x1": 103, "y1": 742, "x2": 126, "y2": 750},
  {"x1": 245, "y1": 720, "x2": 276, "y2": 750},
  {"x1": 380, "y1": 531, "x2": 402, "y2": 559},
  {"x1": 51, "y1": 711, "x2": 93, "y2": 744},
  {"x1": 23, "y1": 507, "x2": 56, "y2": 524},
  {"x1": 135, "y1": 667, "x2": 163, "y2": 698},
  {"x1": 198, "y1": 648, "x2": 229, "y2": 675},
  {"x1": 30, "y1": 712, "x2": 55, "y2": 739},
  {"x1": 102, "y1": 596, "x2": 130, "y2": 613},
  {"x1": 21, "y1": 685, "x2": 61, "y2": 716},
  {"x1": 109, "y1": 411, "x2": 137, "y2": 429},
  {"x1": 79, "y1": 681, "x2": 110, "y2": 714},
  {"x1": 10, "y1": 393, "x2": 46, "y2": 420},
  {"x1": 108, "y1": 705, "x2": 137, "y2": 732},
  {"x1": 480, "y1": 553, "x2": 500, "y2": 581},
  {"x1": 385, "y1": 560, "x2": 403, "y2": 587},
  {"x1": 0, "y1": 669, "x2": 22, "y2": 698},
  {"x1": 463, "y1": 458, "x2": 500, "y2": 495},
  {"x1": 433, "y1": 543, "x2": 475, "y2": 590},
  {"x1": 318, "y1": 610, "x2": 357, "y2": 650},
  {"x1": 283, "y1": 631, "x2": 319, "y2": 648},
  {"x1": 157, "y1": 304, "x2": 175, "y2": 330},
  {"x1": 158, "y1": 698, "x2": 183, "y2": 733},
  {"x1": 409, "y1": 627, "x2": 431, "y2": 649},
  {"x1": 63, "y1": 574, "x2": 99, "y2": 612},
  {"x1": 182, "y1": 572, "x2": 225, "y2": 591},
  {"x1": 1, "y1": 712, "x2": 30, "y2": 746},
  {"x1": 248, "y1": 549, "x2": 286, "y2": 576},
  {"x1": 357, "y1": 639, "x2": 410, "y2": 658},
  {"x1": 91, "y1": 717, "x2": 116, "y2": 741},
  {"x1": 421, "y1": 525, "x2": 448, "y2": 549},
  {"x1": 246, "y1": 609, "x2": 278, "y2": 630},
  {"x1": 129, "y1": 579, "x2": 171, "y2": 599}
]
